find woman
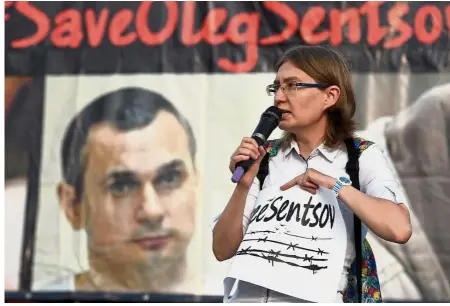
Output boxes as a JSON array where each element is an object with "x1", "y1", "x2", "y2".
[{"x1": 212, "y1": 45, "x2": 412, "y2": 303}]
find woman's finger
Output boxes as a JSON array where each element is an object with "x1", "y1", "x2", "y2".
[
  {"x1": 232, "y1": 155, "x2": 251, "y2": 164},
  {"x1": 229, "y1": 155, "x2": 250, "y2": 172},
  {"x1": 236, "y1": 147, "x2": 259, "y2": 160},
  {"x1": 301, "y1": 186, "x2": 317, "y2": 195},
  {"x1": 242, "y1": 137, "x2": 259, "y2": 148},
  {"x1": 280, "y1": 176, "x2": 302, "y2": 191},
  {"x1": 302, "y1": 181, "x2": 319, "y2": 190},
  {"x1": 238, "y1": 143, "x2": 260, "y2": 157}
]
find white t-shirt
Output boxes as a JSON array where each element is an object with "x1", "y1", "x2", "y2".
[{"x1": 213, "y1": 138, "x2": 407, "y2": 302}]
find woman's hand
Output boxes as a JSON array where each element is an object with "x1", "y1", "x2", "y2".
[
  {"x1": 280, "y1": 169, "x2": 412, "y2": 244},
  {"x1": 280, "y1": 168, "x2": 337, "y2": 194},
  {"x1": 229, "y1": 137, "x2": 266, "y2": 188},
  {"x1": 213, "y1": 138, "x2": 266, "y2": 261}
]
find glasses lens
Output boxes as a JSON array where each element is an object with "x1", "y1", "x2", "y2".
[{"x1": 266, "y1": 84, "x2": 276, "y2": 96}]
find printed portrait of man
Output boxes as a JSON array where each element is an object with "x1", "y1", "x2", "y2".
[
  {"x1": 358, "y1": 83, "x2": 450, "y2": 301},
  {"x1": 39, "y1": 87, "x2": 201, "y2": 293}
]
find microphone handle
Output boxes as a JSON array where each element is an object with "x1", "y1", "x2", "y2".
[{"x1": 231, "y1": 135, "x2": 265, "y2": 183}]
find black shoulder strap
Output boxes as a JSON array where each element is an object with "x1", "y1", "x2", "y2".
[
  {"x1": 344, "y1": 138, "x2": 362, "y2": 303},
  {"x1": 256, "y1": 140, "x2": 279, "y2": 190},
  {"x1": 257, "y1": 153, "x2": 270, "y2": 191}
]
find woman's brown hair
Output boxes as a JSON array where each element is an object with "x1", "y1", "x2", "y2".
[{"x1": 276, "y1": 45, "x2": 356, "y2": 148}]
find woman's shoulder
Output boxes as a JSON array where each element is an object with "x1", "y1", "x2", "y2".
[
  {"x1": 263, "y1": 139, "x2": 281, "y2": 158},
  {"x1": 353, "y1": 137, "x2": 395, "y2": 172},
  {"x1": 352, "y1": 137, "x2": 376, "y2": 156}
]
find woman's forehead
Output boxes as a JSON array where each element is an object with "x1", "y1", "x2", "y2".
[{"x1": 276, "y1": 62, "x2": 312, "y2": 82}]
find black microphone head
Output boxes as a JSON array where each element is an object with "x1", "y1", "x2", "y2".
[
  {"x1": 249, "y1": 106, "x2": 284, "y2": 146},
  {"x1": 235, "y1": 105, "x2": 283, "y2": 178},
  {"x1": 261, "y1": 106, "x2": 283, "y2": 124}
]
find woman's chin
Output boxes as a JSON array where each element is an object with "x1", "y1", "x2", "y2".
[{"x1": 279, "y1": 120, "x2": 293, "y2": 131}]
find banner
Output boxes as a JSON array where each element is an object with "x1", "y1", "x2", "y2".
[{"x1": 5, "y1": 1, "x2": 450, "y2": 302}]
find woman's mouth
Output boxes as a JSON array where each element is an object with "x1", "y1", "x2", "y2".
[{"x1": 281, "y1": 112, "x2": 290, "y2": 120}]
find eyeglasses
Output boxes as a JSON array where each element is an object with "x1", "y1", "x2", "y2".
[{"x1": 266, "y1": 82, "x2": 329, "y2": 96}]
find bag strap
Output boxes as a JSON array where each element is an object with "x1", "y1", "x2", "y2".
[
  {"x1": 257, "y1": 154, "x2": 270, "y2": 190},
  {"x1": 344, "y1": 138, "x2": 362, "y2": 303},
  {"x1": 257, "y1": 140, "x2": 278, "y2": 190}
]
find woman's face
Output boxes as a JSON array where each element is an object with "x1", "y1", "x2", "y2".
[{"x1": 273, "y1": 61, "x2": 333, "y2": 133}]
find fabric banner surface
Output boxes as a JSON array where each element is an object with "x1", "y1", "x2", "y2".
[{"x1": 4, "y1": 1, "x2": 450, "y2": 302}]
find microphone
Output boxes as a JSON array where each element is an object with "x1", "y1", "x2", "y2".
[{"x1": 231, "y1": 106, "x2": 283, "y2": 183}]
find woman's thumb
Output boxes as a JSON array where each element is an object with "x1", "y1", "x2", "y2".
[
  {"x1": 247, "y1": 146, "x2": 266, "y2": 176},
  {"x1": 254, "y1": 146, "x2": 266, "y2": 164}
]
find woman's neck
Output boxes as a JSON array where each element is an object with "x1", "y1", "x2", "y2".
[{"x1": 292, "y1": 117, "x2": 327, "y2": 158}]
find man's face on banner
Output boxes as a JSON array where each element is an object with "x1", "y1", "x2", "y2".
[{"x1": 59, "y1": 111, "x2": 198, "y2": 270}]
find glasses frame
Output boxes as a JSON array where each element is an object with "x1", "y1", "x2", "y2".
[{"x1": 266, "y1": 82, "x2": 329, "y2": 96}]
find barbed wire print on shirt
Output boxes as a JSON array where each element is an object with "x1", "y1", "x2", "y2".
[
  {"x1": 237, "y1": 231, "x2": 330, "y2": 274},
  {"x1": 237, "y1": 195, "x2": 337, "y2": 274}
]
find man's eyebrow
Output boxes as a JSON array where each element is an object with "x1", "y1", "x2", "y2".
[
  {"x1": 155, "y1": 159, "x2": 187, "y2": 177},
  {"x1": 102, "y1": 159, "x2": 187, "y2": 184},
  {"x1": 104, "y1": 170, "x2": 138, "y2": 183}
]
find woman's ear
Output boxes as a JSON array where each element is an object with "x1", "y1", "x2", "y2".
[
  {"x1": 323, "y1": 85, "x2": 340, "y2": 110},
  {"x1": 57, "y1": 183, "x2": 83, "y2": 230}
]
